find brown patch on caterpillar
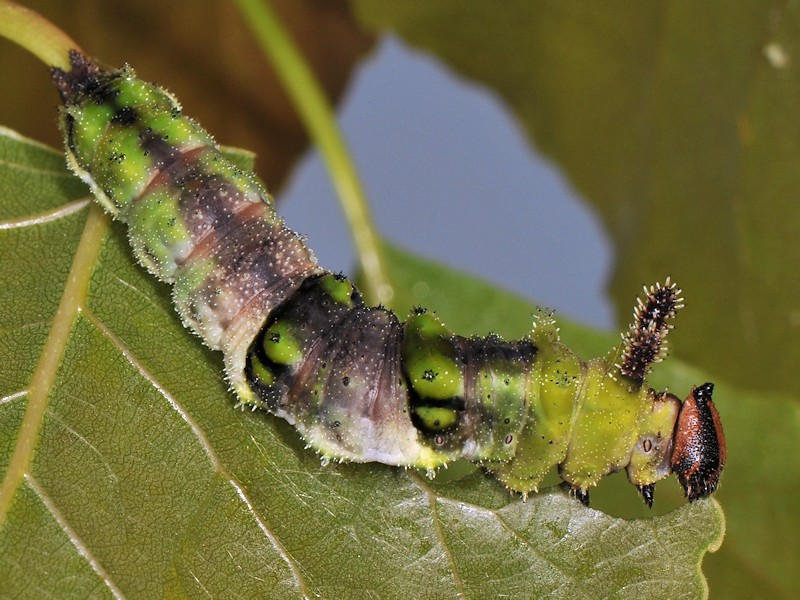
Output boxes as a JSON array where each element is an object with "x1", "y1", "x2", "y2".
[
  {"x1": 178, "y1": 175, "x2": 250, "y2": 242},
  {"x1": 293, "y1": 306, "x2": 412, "y2": 460},
  {"x1": 136, "y1": 145, "x2": 259, "y2": 243},
  {"x1": 618, "y1": 278, "x2": 684, "y2": 383},
  {"x1": 51, "y1": 50, "x2": 104, "y2": 104},
  {"x1": 173, "y1": 203, "x2": 319, "y2": 347},
  {"x1": 110, "y1": 106, "x2": 140, "y2": 126},
  {"x1": 127, "y1": 146, "x2": 208, "y2": 219},
  {"x1": 138, "y1": 129, "x2": 182, "y2": 170}
]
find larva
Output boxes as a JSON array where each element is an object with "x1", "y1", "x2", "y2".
[{"x1": 51, "y1": 50, "x2": 725, "y2": 507}]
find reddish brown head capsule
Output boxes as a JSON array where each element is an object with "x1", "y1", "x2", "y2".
[{"x1": 670, "y1": 383, "x2": 726, "y2": 501}]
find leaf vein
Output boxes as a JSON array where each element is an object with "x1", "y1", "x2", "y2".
[
  {"x1": 46, "y1": 410, "x2": 118, "y2": 484},
  {"x1": 436, "y1": 493, "x2": 593, "y2": 597},
  {"x1": 0, "y1": 156, "x2": 79, "y2": 178},
  {"x1": 408, "y1": 472, "x2": 468, "y2": 599},
  {"x1": 25, "y1": 473, "x2": 126, "y2": 599},
  {"x1": 0, "y1": 390, "x2": 27, "y2": 406},
  {"x1": 0, "y1": 198, "x2": 90, "y2": 230}
]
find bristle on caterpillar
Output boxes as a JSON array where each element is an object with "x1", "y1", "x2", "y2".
[{"x1": 618, "y1": 278, "x2": 684, "y2": 383}]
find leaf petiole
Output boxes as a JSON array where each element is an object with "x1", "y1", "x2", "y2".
[{"x1": 0, "y1": 0, "x2": 80, "y2": 69}]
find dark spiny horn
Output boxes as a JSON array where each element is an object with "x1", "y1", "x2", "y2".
[{"x1": 618, "y1": 278, "x2": 684, "y2": 384}]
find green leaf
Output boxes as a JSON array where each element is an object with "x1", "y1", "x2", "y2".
[{"x1": 0, "y1": 128, "x2": 723, "y2": 597}]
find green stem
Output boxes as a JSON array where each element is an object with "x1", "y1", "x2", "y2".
[
  {"x1": 0, "y1": 0, "x2": 80, "y2": 69},
  {"x1": 234, "y1": 0, "x2": 392, "y2": 306}
]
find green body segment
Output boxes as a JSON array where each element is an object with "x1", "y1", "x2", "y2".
[
  {"x1": 491, "y1": 315, "x2": 584, "y2": 492},
  {"x1": 562, "y1": 360, "x2": 652, "y2": 487},
  {"x1": 54, "y1": 53, "x2": 692, "y2": 499}
]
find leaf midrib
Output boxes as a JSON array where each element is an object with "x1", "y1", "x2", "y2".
[{"x1": 0, "y1": 202, "x2": 107, "y2": 526}]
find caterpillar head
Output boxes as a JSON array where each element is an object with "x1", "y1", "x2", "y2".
[
  {"x1": 625, "y1": 391, "x2": 681, "y2": 507},
  {"x1": 626, "y1": 384, "x2": 725, "y2": 507},
  {"x1": 617, "y1": 280, "x2": 725, "y2": 505}
]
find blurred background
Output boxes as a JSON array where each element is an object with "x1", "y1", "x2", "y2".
[{"x1": 2, "y1": 1, "x2": 798, "y2": 597}]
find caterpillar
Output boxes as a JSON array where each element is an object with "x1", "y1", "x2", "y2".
[{"x1": 51, "y1": 50, "x2": 725, "y2": 507}]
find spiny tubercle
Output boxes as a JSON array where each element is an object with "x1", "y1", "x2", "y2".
[{"x1": 618, "y1": 278, "x2": 684, "y2": 382}]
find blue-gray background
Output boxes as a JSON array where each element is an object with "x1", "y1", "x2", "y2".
[{"x1": 280, "y1": 37, "x2": 612, "y2": 330}]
